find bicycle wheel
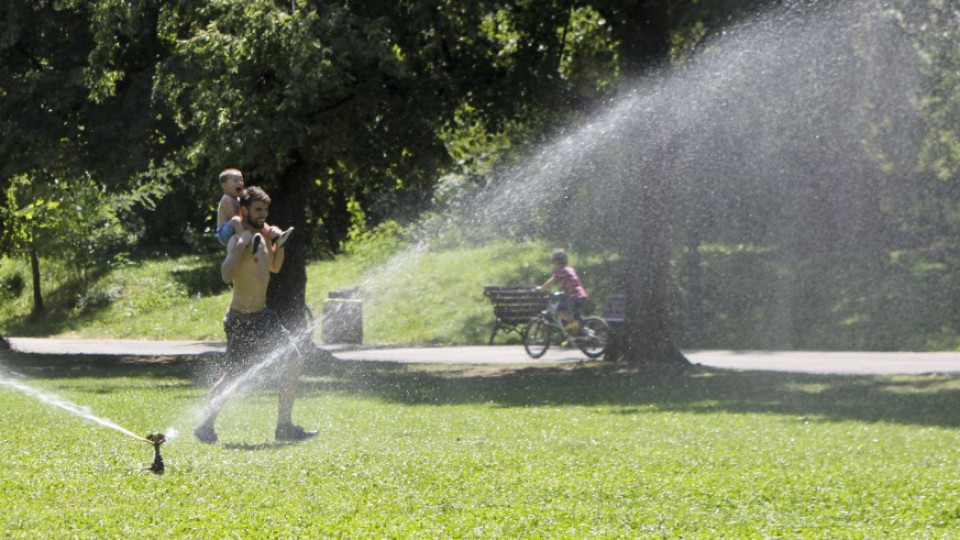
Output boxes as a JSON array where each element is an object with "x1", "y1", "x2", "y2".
[
  {"x1": 523, "y1": 317, "x2": 552, "y2": 358},
  {"x1": 576, "y1": 317, "x2": 609, "y2": 359}
]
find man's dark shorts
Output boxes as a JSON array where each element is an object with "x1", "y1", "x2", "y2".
[{"x1": 223, "y1": 307, "x2": 294, "y2": 375}]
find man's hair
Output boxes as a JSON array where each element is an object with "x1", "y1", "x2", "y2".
[
  {"x1": 551, "y1": 249, "x2": 568, "y2": 266},
  {"x1": 240, "y1": 186, "x2": 271, "y2": 208},
  {"x1": 219, "y1": 168, "x2": 243, "y2": 184}
]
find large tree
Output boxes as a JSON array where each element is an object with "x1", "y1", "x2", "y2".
[
  {"x1": 6, "y1": 0, "x2": 942, "y2": 359},
  {"x1": 150, "y1": 1, "x2": 450, "y2": 331},
  {"x1": 0, "y1": 1, "x2": 166, "y2": 317},
  {"x1": 148, "y1": 0, "x2": 630, "y2": 332}
]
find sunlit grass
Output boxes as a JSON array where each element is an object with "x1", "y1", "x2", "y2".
[
  {"x1": 0, "y1": 255, "x2": 229, "y2": 340},
  {"x1": 3, "y1": 356, "x2": 960, "y2": 537},
  {"x1": 0, "y1": 241, "x2": 557, "y2": 344}
]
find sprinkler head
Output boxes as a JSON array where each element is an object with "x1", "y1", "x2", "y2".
[{"x1": 146, "y1": 433, "x2": 166, "y2": 475}]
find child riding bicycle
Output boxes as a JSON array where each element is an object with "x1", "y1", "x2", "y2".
[{"x1": 535, "y1": 249, "x2": 588, "y2": 334}]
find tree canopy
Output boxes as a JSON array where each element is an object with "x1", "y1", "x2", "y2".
[{"x1": 2, "y1": 0, "x2": 960, "y2": 360}]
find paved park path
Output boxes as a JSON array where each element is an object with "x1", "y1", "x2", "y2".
[{"x1": 7, "y1": 337, "x2": 960, "y2": 375}]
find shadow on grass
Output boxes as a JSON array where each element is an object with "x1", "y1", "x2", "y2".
[
  {"x1": 460, "y1": 312, "x2": 513, "y2": 345},
  {"x1": 4, "y1": 351, "x2": 960, "y2": 430},
  {"x1": 171, "y1": 265, "x2": 229, "y2": 297},
  {"x1": 222, "y1": 441, "x2": 292, "y2": 452},
  {"x1": 1, "y1": 272, "x2": 115, "y2": 337},
  {"x1": 0, "y1": 352, "x2": 202, "y2": 383},
  {"x1": 2, "y1": 255, "x2": 225, "y2": 337},
  {"x1": 304, "y1": 360, "x2": 960, "y2": 430}
]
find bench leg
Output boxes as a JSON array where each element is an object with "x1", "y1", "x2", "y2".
[{"x1": 490, "y1": 320, "x2": 508, "y2": 345}]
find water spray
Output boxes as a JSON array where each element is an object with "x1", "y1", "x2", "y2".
[{"x1": 1, "y1": 367, "x2": 167, "y2": 474}]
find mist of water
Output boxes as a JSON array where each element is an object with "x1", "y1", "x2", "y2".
[
  {"x1": 187, "y1": 246, "x2": 432, "y2": 427},
  {"x1": 196, "y1": 338, "x2": 303, "y2": 423},
  {"x1": 0, "y1": 366, "x2": 152, "y2": 445},
  {"x1": 333, "y1": 1, "x2": 931, "y2": 351},
  {"x1": 456, "y1": 1, "x2": 922, "y2": 250},
  {"x1": 3, "y1": 3, "x2": 932, "y2": 446},
  {"x1": 193, "y1": 247, "x2": 434, "y2": 423},
  {"x1": 356, "y1": 241, "x2": 429, "y2": 299},
  {"x1": 199, "y1": 2, "x2": 930, "y2": 359}
]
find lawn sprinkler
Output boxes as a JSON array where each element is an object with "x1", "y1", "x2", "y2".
[{"x1": 145, "y1": 433, "x2": 166, "y2": 475}]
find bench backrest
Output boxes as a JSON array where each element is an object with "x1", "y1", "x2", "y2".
[
  {"x1": 483, "y1": 286, "x2": 546, "y2": 324},
  {"x1": 602, "y1": 291, "x2": 626, "y2": 323}
]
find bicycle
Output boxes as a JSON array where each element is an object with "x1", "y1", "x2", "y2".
[{"x1": 522, "y1": 292, "x2": 610, "y2": 359}]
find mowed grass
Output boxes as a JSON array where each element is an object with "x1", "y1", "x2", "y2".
[
  {"x1": 4, "y1": 244, "x2": 960, "y2": 536},
  {"x1": 3, "y1": 354, "x2": 960, "y2": 538}
]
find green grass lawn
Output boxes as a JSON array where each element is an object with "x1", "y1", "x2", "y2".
[
  {"x1": 4, "y1": 241, "x2": 960, "y2": 536},
  {"x1": 3, "y1": 353, "x2": 960, "y2": 537}
]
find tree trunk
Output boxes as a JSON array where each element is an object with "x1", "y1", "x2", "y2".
[
  {"x1": 266, "y1": 155, "x2": 311, "y2": 338},
  {"x1": 30, "y1": 248, "x2": 44, "y2": 317},
  {"x1": 684, "y1": 215, "x2": 704, "y2": 337},
  {"x1": 606, "y1": 172, "x2": 689, "y2": 368}
]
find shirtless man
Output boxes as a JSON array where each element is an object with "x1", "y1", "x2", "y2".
[{"x1": 194, "y1": 186, "x2": 317, "y2": 443}]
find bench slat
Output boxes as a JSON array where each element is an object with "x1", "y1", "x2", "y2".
[
  {"x1": 602, "y1": 292, "x2": 626, "y2": 326},
  {"x1": 485, "y1": 287, "x2": 629, "y2": 343},
  {"x1": 483, "y1": 286, "x2": 546, "y2": 344}
]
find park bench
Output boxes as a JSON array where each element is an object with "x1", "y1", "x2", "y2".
[
  {"x1": 602, "y1": 291, "x2": 626, "y2": 328},
  {"x1": 483, "y1": 286, "x2": 546, "y2": 344}
]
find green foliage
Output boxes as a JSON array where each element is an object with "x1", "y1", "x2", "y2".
[
  {"x1": 894, "y1": 0, "x2": 960, "y2": 181},
  {"x1": 0, "y1": 267, "x2": 24, "y2": 300},
  {"x1": 342, "y1": 217, "x2": 409, "y2": 268},
  {"x1": 557, "y1": 6, "x2": 620, "y2": 97},
  {"x1": 4, "y1": 176, "x2": 106, "y2": 278},
  {"x1": 1, "y1": 174, "x2": 166, "y2": 281},
  {"x1": 438, "y1": 104, "x2": 515, "y2": 185},
  {"x1": 3, "y1": 360, "x2": 960, "y2": 536},
  {"x1": 5, "y1": 0, "x2": 960, "y2": 361}
]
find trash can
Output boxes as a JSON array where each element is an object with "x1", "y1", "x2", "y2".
[{"x1": 322, "y1": 287, "x2": 363, "y2": 344}]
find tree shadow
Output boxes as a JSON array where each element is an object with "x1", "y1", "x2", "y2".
[
  {"x1": 170, "y1": 265, "x2": 229, "y2": 297},
  {"x1": 6, "y1": 351, "x2": 960, "y2": 430},
  {"x1": 2, "y1": 255, "x2": 226, "y2": 337},
  {"x1": 0, "y1": 352, "x2": 203, "y2": 383},
  {"x1": 221, "y1": 441, "x2": 292, "y2": 451},
  {"x1": 460, "y1": 312, "x2": 517, "y2": 345},
  {"x1": 2, "y1": 270, "x2": 116, "y2": 336},
  {"x1": 303, "y1": 360, "x2": 960, "y2": 429}
]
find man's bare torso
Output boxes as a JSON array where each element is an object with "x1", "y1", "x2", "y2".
[{"x1": 226, "y1": 230, "x2": 272, "y2": 313}]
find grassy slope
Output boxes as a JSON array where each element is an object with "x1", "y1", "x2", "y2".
[
  {"x1": 0, "y1": 241, "x2": 554, "y2": 344},
  {"x1": 4, "y1": 240, "x2": 958, "y2": 351}
]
